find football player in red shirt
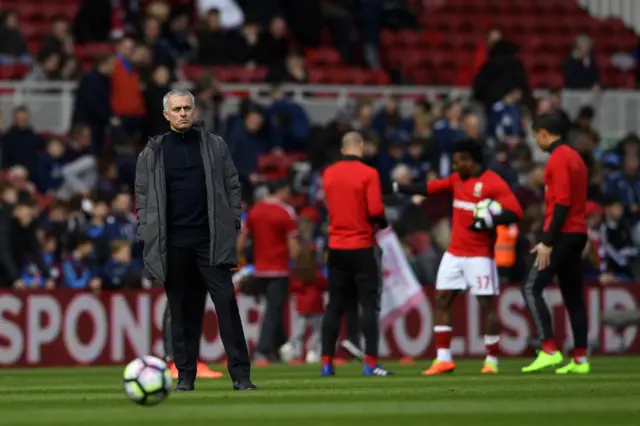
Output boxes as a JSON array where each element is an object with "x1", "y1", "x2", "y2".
[
  {"x1": 394, "y1": 139, "x2": 523, "y2": 375},
  {"x1": 237, "y1": 180, "x2": 299, "y2": 365}
]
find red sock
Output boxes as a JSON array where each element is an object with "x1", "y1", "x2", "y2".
[
  {"x1": 484, "y1": 335, "x2": 500, "y2": 357},
  {"x1": 434, "y1": 326, "x2": 453, "y2": 349},
  {"x1": 574, "y1": 348, "x2": 587, "y2": 363},
  {"x1": 364, "y1": 355, "x2": 377, "y2": 368},
  {"x1": 541, "y1": 339, "x2": 558, "y2": 354},
  {"x1": 321, "y1": 355, "x2": 333, "y2": 366}
]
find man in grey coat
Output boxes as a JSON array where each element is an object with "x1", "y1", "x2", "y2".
[{"x1": 135, "y1": 88, "x2": 254, "y2": 392}]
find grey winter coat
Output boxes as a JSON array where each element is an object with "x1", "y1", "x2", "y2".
[{"x1": 134, "y1": 123, "x2": 242, "y2": 283}]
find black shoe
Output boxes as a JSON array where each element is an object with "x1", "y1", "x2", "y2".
[
  {"x1": 174, "y1": 380, "x2": 195, "y2": 392},
  {"x1": 232, "y1": 380, "x2": 257, "y2": 391}
]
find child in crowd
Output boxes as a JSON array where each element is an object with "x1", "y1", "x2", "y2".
[
  {"x1": 39, "y1": 137, "x2": 68, "y2": 194},
  {"x1": 22, "y1": 231, "x2": 60, "y2": 289},
  {"x1": 280, "y1": 207, "x2": 327, "y2": 364},
  {"x1": 62, "y1": 233, "x2": 100, "y2": 290},
  {"x1": 101, "y1": 240, "x2": 142, "y2": 290}
]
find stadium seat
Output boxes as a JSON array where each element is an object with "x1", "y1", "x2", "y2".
[{"x1": 306, "y1": 48, "x2": 341, "y2": 66}]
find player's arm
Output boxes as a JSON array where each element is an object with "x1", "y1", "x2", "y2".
[
  {"x1": 393, "y1": 174, "x2": 453, "y2": 196},
  {"x1": 491, "y1": 178, "x2": 524, "y2": 226},
  {"x1": 367, "y1": 171, "x2": 389, "y2": 228},
  {"x1": 541, "y1": 154, "x2": 571, "y2": 246}
]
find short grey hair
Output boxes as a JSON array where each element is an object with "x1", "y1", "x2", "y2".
[
  {"x1": 162, "y1": 89, "x2": 195, "y2": 112},
  {"x1": 391, "y1": 163, "x2": 412, "y2": 182}
]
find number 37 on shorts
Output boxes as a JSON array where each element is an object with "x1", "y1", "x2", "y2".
[{"x1": 435, "y1": 252, "x2": 499, "y2": 296}]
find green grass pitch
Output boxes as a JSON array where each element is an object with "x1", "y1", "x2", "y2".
[{"x1": 1, "y1": 358, "x2": 639, "y2": 426}]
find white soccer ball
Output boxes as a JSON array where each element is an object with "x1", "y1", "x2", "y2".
[
  {"x1": 122, "y1": 356, "x2": 172, "y2": 406},
  {"x1": 474, "y1": 199, "x2": 503, "y2": 220}
]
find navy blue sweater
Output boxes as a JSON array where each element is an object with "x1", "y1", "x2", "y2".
[{"x1": 163, "y1": 129, "x2": 209, "y2": 244}]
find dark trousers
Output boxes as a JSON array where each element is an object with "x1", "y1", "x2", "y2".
[
  {"x1": 254, "y1": 277, "x2": 289, "y2": 357},
  {"x1": 322, "y1": 247, "x2": 382, "y2": 357},
  {"x1": 165, "y1": 242, "x2": 250, "y2": 383},
  {"x1": 522, "y1": 233, "x2": 588, "y2": 349}
]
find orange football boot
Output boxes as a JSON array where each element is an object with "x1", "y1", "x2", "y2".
[
  {"x1": 422, "y1": 360, "x2": 456, "y2": 375},
  {"x1": 196, "y1": 361, "x2": 224, "y2": 378}
]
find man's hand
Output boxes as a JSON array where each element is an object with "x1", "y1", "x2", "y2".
[
  {"x1": 411, "y1": 194, "x2": 425, "y2": 205},
  {"x1": 599, "y1": 272, "x2": 615, "y2": 285},
  {"x1": 89, "y1": 278, "x2": 102, "y2": 291},
  {"x1": 13, "y1": 279, "x2": 26, "y2": 289},
  {"x1": 469, "y1": 214, "x2": 494, "y2": 232},
  {"x1": 392, "y1": 181, "x2": 399, "y2": 193},
  {"x1": 531, "y1": 242, "x2": 552, "y2": 270}
]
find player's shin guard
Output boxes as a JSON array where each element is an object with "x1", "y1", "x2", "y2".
[
  {"x1": 484, "y1": 335, "x2": 500, "y2": 365},
  {"x1": 434, "y1": 325, "x2": 453, "y2": 362}
]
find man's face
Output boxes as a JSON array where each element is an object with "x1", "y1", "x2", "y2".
[
  {"x1": 207, "y1": 12, "x2": 221, "y2": 29},
  {"x1": 533, "y1": 129, "x2": 549, "y2": 151},
  {"x1": 530, "y1": 166, "x2": 545, "y2": 186},
  {"x1": 605, "y1": 203, "x2": 624, "y2": 222},
  {"x1": 118, "y1": 38, "x2": 135, "y2": 58},
  {"x1": 47, "y1": 140, "x2": 65, "y2": 158},
  {"x1": 164, "y1": 95, "x2": 194, "y2": 131},
  {"x1": 462, "y1": 115, "x2": 480, "y2": 139},
  {"x1": 245, "y1": 111, "x2": 263, "y2": 133},
  {"x1": 44, "y1": 54, "x2": 60, "y2": 72},
  {"x1": 408, "y1": 143, "x2": 423, "y2": 159},
  {"x1": 93, "y1": 202, "x2": 109, "y2": 219},
  {"x1": 624, "y1": 155, "x2": 639, "y2": 176},
  {"x1": 52, "y1": 20, "x2": 69, "y2": 37},
  {"x1": 270, "y1": 17, "x2": 286, "y2": 37},
  {"x1": 14, "y1": 205, "x2": 33, "y2": 226},
  {"x1": 446, "y1": 103, "x2": 462, "y2": 123},
  {"x1": 144, "y1": 18, "x2": 160, "y2": 39},
  {"x1": 395, "y1": 170, "x2": 412, "y2": 186},
  {"x1": 112, "y1": 193, "x2": 131, "y2": 212},
  {"x1": 363, "y1": 140, "x2": 378, "y2": 157},
  {"x1": 452, "y1": 152, "x2": 473, "y2": 177},
  {"x1": 358, "y1": 105, "x2": 373, "y2": 127},
  {"x1": 14, "y1": 110, "x2": 29, "y2": 129}
]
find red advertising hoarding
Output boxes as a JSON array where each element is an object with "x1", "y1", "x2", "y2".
[{"x1": 0, "y1": 285, "x2": 638, "y2": 367}]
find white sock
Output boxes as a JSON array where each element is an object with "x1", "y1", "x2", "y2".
[
  {"x1": 434, "y1": 325, "x2": 453, "y2": 362},
  {"x1": 484, "y1": 335, "x2": 500, "y2": 365},
  {"x1": 575, "y1": 356, "x2": 588, "y2": 364},
  {"x1": 437, "y1": 348, "x2": 452, "y2": 362}
]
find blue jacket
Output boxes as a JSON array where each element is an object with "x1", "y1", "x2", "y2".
[
  {"x1": 605, "y1": 171, "x2": 640, "y2": 208},
  {"x1": 269, "y1": 99, "x2": 310, "y2": 151},
  {"x1": 226, "y1": 125, "x2": 268, "y2": 178},
  {"x1": 101, "y1": 258, "x2": 141, "y2": 289},
  {"x1": 38, "y1": 153, "x2": 67, "y2": 193},
  {"x1": 487, "y1": 101, "x2": 522, "y2": 141},
  {"x1": 62, "y1": 255, "x2": 96, "y2": 289},
  {"x1": 433, "y1": 119, "x2": 465, "y2": 177}
]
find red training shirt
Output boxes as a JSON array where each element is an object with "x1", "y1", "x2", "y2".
[
  {"x1": 243, "y1": 198, "x2": 297, "y2": 277},
  {"x1": 543, "y1": 143, "x2": 588, "y2": 234},
  {"x1": 427, "y1": 170, "x2": 523, "y2": 258},
  {"x1": 323, "y1": 157, "x2": 385, "y2": 250}
]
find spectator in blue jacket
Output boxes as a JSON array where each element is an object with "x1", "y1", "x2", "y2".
[
  {"x1": 101, "y1": 240, "x2": 142, "y2": 289},
  {"x1": 403, "y1": 138, "x2": 434, "y2": 183},
  {"x1": 227, "y1": 106, "x2": 268, "y2": 199},
  {"x1": 86, "y1": 193, "x2": 112, "y2": 265},
  {"x1": 486, "y1": 85, "x2": 522, "y2": 144},
  {"x1": 605, "y1": 152, "x2": 640, "y2": 217},
  {"x1": 268, "y1": 85, "x2": 310, "y2": 152},
  {"x1": 62, "y1": 233, "x2": 100, "y2": 290},
  {"x1": 22, "y1": 231, "x2": 60, "y2": 289},
  {"x1": 372, "y1": 95, "x2": 410, "y2": 144},
  {"x1": 38, "y1": 137, "x2": 69, "y2": 194},
  {"x1": 1, "y1": 106, "x2": 44, "y2": 185},
  {"x1": 432, "y1": 99, "x2": 465, "y2": 176},
  {"x1": 105, "y1": 189, "x2": 135, "y2": 241}
]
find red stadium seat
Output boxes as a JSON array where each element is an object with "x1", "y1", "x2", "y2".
[{"x1": 306, "y1": 48, "x2": 341, "y2": 66}]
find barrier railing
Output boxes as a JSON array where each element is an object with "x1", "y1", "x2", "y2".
[
  {"x1": 0, "y1": 284, "x2": 637, "y2": 367},
  {"x1": 0, "y1": 81, "x2": 637, "y2": 139}
]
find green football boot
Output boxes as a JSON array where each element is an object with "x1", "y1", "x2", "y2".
[
  {"x1": 521, "y1": 351, "x2": 563, "y2": 373},
  {"x1": 556, "y1": 360, "x2": 591, "y2": 374}
]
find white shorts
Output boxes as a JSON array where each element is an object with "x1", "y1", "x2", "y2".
[{"x1": 435, "y1": 252, "x2": 499, "y2": 296}]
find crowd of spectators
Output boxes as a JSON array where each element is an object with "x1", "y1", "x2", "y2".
[{"x1": 0, "y1": 0, "x2": 638, "y2": 292}]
